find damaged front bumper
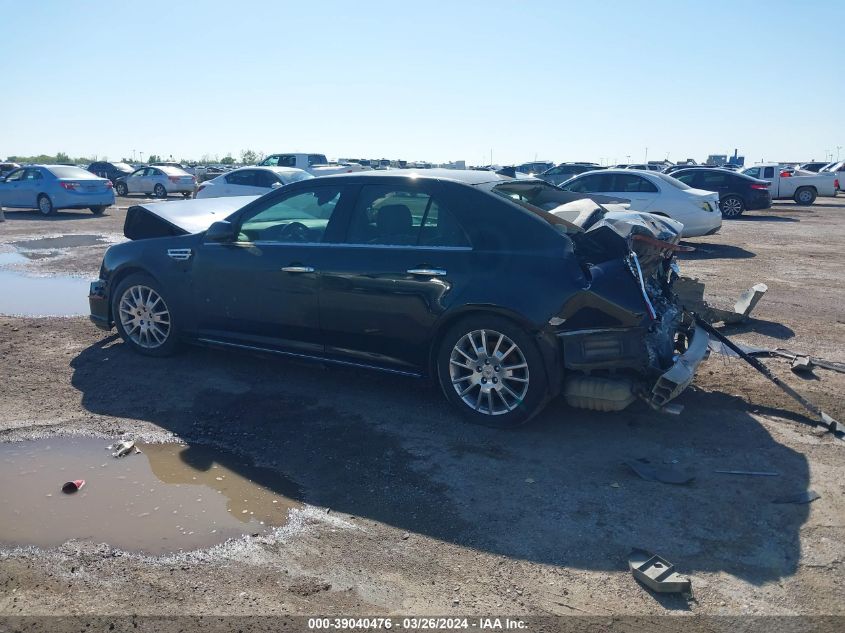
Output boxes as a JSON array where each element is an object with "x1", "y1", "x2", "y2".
[{"x1": 649, "y1": 323, "x2": 709, "y2": 409}]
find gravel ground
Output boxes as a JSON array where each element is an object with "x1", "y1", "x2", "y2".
[{"x1": 0, "y1": 195, "x2": 843, "y2": 624}]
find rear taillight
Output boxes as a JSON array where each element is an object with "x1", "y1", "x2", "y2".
[
  {"x1": 60, "y1": 182, "x2": 78, "y2": 190},
  {"x1": 750, "y1": 183, "x2": 769, "y2": 190},
  {"x1": 835, "y1": 179, "x2": 840, "y2": 189},
  {"x1": 105, "y1": 180, "x2": 113, "y2": 188},
  {"x1": 168, "y1": 176, "x2": 180, "y2": 184},
  {"x1": 780, "y1": 170, "x2": 792, "y2": 177}
]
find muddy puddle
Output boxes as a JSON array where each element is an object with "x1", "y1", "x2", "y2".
[
  {"x1": 12, "y1": 234, "x2": 108, "y2": 250},
  {"x1": 0, "y1": 437, "x2": 303, "y2": 554},
  {"x1": 0, "y1": 270, "x2": 90, "y2": 316}
]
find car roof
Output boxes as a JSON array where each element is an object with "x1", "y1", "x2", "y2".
[{"x1": 323, "y1": 168, "x2": 514, "y2": 186}]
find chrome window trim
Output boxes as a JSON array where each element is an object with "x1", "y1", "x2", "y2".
[{"x1": 205, "y1": 240, "x2": 472, "y2": 251}]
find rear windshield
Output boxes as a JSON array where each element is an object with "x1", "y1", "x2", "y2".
[
  {"x1": 654, "y1": 172, "x2": 690, "y2": 190},
  {"x1": 113, "y1": 163, "x2": 134, "y2": 171},
  {"x1": 158, "y1": 166, "x2": 190, "y2": 176},
  {"x1": 48, "y1": 166, "x2": 95, "y2": 179},
  {"x1": 281, "y1": 170, "x2": 314, "y2": 184},
  {"x1": 489, "y1": 181, "x2": 587, "y2": 233}
]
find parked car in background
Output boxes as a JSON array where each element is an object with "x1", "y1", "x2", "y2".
[
  {"x1": 0, "y1": 164, "x2": 114, "y2": 215},
  {"x1": 114, "y1": 166, "x2": 196, "y2": 198},
  {"x1": 663, "y1": 164, "x2": 700, "y2": 174},
  {"x1": 740, "y1": 163, "x2": 837, "y2": 204},
  {"x1": 196, "y1": 166, "x2": 230, "y2": 183},
  {"x1": 820, "y1": 161, "x2": 845, "y2": 190},
  {"x1": 559, "y1": 169, "x2": 722, "y2": 237},
  {"x1": 196, "y1": 166, "x2": 313, "y2": 198},
  {"x1": 89, "y1": 169, "x2": 708, "y2": 427},
  {"x1": 514, "y1": 161, "x2": 554, "y2": 176},
  {"x1": 671, "y1": 168, "x2": 771, "y2": 217},
  {"x1": 624, "y1": 164, "x2": 663, "y2": 171},
  {"x1": 259, "y1": 153, "x2": 365, "y2": 176},
  {"x1": 539, "y1": 162, "x2": 602, "y2": 186},
  {"x1": 0, "y1": 162, "x2": 21, "y2": 178},
  {"x1": 798, "y1": 161, "x2": 830, "y2": 173},
  {"x1": 88, "y1": 161, "x2": 135, "y2": 184}
]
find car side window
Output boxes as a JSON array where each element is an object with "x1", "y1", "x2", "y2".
[
  {"x1": 700, "y1": 172, "x2": 727, "y2": 187},
  {"x1": 674, "y1": 173, "x2": 696, "y2": 185},
  {"x1": 611, "y1": 174, "x2": 658, "y2": 193},
  {"x1": 4, "y1": 169, "x2": 25, "y2": 182},
  {"x1": 744, "y1": 167, "x2": 761, "y2": 179},
  {"x1": 563, "y1": 173, "x2": 609, "y2": 193},
  {"x1": 23, "y1": 169, "x2": 42, "y2": 181},
  {"x1": 237, "y1": 186, "x2": 344, "y2": 243},
  {"x1": 226, "y1": 170, "x2": 257, "y2": 187},
  {"x1": 149, "y1": 168, "x2": 163, "y2": 177},
  {"x1": 276, "y1": 155, "x2": 297, "y2": 168},
  {"x1": 763, "y1": 167, "x2": 775, "y2": 178},
  {"x1": 254, "y1": 170, "x2": 280, "y2": 188}
]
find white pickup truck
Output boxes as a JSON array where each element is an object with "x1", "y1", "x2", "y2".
[
  {"x1": 258, "y1": 153, "x2": 364, "y2": 176},
  {"x1": 740, "y1": 163, "x2": 837, "y2": 205}
]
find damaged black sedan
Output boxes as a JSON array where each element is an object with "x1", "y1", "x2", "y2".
[{"x1": 89, "y1": 170, "x2": 708, "y2": 427}]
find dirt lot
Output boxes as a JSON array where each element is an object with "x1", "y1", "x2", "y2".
[{"x1": 0, "y1": 195, "x2": 843, "y2": 625}]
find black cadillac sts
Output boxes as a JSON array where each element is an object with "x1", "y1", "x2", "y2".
[{"x1": 89, "y1": 170, "x2": 708, "y2": 427}]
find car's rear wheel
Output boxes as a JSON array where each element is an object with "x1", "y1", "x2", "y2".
[
  {"x1": 154, "y1": 184, "x2": 167, "y2": 198},
  {"x1": 719, "y1": 195, "x2": 745, "y2": 218},
  {"x1": 793, "y1": 187, "x2": 816, "y2": 205},
  {"x1": 90, "y1": 206, "x2": 106, "y2": 214},
  {"x1": 436, "y1": 316, "x2": 549, "y2": 428},
  {"x1": 182, "y1": 192, "x2": 192, "y2": 199},
  {"x1": 115, "y1": 182, "x2": 128, "y2": 196},
  {"x1": 37, "y1": 194, "x2": 55, "y2": 216},
  {"x1": 112, "y1": 273, "x2": 179, "y2": 357}
]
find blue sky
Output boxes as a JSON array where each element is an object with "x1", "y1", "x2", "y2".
[{"x1": 1, "y1": 0, "x2": 842, "y2": 165}]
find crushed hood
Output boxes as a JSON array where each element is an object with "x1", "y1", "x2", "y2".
[{"x1": 123, "y1": 196, "x2": 258, "y2": 240}]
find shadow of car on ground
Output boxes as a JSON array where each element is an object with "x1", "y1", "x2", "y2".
[{"x1": 70, "y1": 335, "x2": 811, "y2": 587}]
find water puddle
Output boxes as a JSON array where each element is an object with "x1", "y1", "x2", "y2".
[
  {"x1": 0, "y1": 438, "x2": 303, "y2": 554},
  {"x1": 0, "y1": 270, "x2": 90, "y2": 316},
  {"x1": 11, "y1": 234, "x2": 108, "y2": 250}
]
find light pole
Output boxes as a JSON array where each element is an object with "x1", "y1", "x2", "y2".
[
  {"x1": 140, "y1": 152, "x2": 145, "y2": 163},
  {"x1": 837, "y1": 146, "x2": 842, "y2": 161},
  {"x1": 132, "y1": 149, "x2": 136, "y2": 162},
  {"x1": 644, "y1": 147, "x2": 648, "y2": 163},
  {"x1": 626, "y1": 155, "x2": 631, "y2": 164}
]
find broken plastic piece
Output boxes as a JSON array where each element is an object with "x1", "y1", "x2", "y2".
[
  {"x1": 675, "y1": 277, "x2": 767, "y2": 324},
  {"x1": 791, "y1": 356, "x2": 812, "y2": 374},
  {"x1": 628, "y1": 549, "x2": 691, "y2": 593},
  {"x1": 62, "y1": 479, "x2": 85, "y2": 494},
  {"x1": 773, "y1": 490, "x2": 820, "y2": 504},
  {"x1": 733, "y1": 283, "x2": 768, "y2": 318},
  {"x1": 108, "y1": 440, "x2": 137, "y2": 458},
  {"x1": 625, "y1": 459, "x2": 694, "y2": 485}
]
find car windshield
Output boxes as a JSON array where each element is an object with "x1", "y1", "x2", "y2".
[
  {"x1": 48, "y1": 166, "x2": 96, "y2": 179},
  {"x1": 654, "y1": 172, "x2": 690, "y2": 190}
]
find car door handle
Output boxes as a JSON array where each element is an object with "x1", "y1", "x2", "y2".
[
  {"x1": 407, "y1": 268, "x2": 447, "y2": 276},
  {"x1": 281, "y1": 266, "x2": 315, "y2": 273}
]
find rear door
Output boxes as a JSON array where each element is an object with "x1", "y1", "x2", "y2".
[
  {"x1": 692, "y1": 170, "x2": 731, "y2": 199},
  {"x1": 605, "y1": 173, "x2": 660, "y2": 210},
  {"x1": 318, "y1": 182, "x2": 473, "y2": 373}
]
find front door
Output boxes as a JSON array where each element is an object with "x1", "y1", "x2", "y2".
[
  {"x1": 191, "y1": 184, "x2": 352, "y2": 354},
  {"x1": 0, "y1": 168, "x2": 27, "y2": 207},
  {"x1": 319, "y1": 182, "x2": 473, "y2": 373},
  {"x1": 126, "y1": 168, "x2": 147, "y2": 194}
]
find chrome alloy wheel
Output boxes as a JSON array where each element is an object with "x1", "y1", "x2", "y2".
[
  {"x1": 118, "y1": 285, "x2": 171, "y2": 349},
  {"x1": 449, "y1": 329, "x2": 529, "y2": 415},
  {"x1": 721, "y1": 197, "x2": 743, "y2": 217}
]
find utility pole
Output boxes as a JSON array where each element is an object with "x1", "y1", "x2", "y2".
[
  {"x1": 626, "y1": 155, "x2": 631, "y2": 164},
  {"x1": 140, "y1": 152, "x2": 145, "y2": 163},
  {"x1": 837, "y1": 146, "x2": 842, "y2": 161},
  {"x1": 132, "y1": 149, "x2": 136, "y2": 162},
  {"x1": 644, "y1": 147, "x2": 648, "y2": 163}
]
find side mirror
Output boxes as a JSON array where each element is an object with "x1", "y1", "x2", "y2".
[
  {"x1": 270, "y1": 181, "x2": 283, "y2": 189},
  {"x1": 206, "y1": 220, "x2": 236, "y2": 242}
]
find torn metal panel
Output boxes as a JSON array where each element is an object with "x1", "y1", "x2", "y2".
[
  {"x1": 697, "y1": 317, "x2": 843, "y2": 437},
  {"x1": 649, "y1": 323, "x2": 709, "y2": 409}
]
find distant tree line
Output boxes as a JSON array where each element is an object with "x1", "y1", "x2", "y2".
[{"x1": 5, "y1": 149, "x2": 266, "y2": 166}]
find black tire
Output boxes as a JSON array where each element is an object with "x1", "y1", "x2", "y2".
[
  {"x1": 90, "y1": 206, "x2": 106, "y2": 215},
  {"x1": 112, "y1": 272, "x2": 180, "y2": 357},
  {"x1": 154, "y1": 183, "x2": 167, "y2": 198},
  {"x1": 436, "y1": 315, "x2": 549, "y2": 428},
  {"x1": 37, "y1": 194, "x2": 55, "y2": 216},
  {"x1": 793, "y1": 187, "x2": 816, "y2": 205},
  {"x1": 182, "y1": 192, "x2": 192, "y2": 199},
  {"x1": 115, "y1": 182, "x2": 128, "y2": 196},
  {"x1": 719, "y1": 195, "x2": 745, "y2": 218}
]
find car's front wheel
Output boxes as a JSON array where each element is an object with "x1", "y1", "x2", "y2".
[
  {"x1": 436, "y1": 316, "x2": 549, "y2": 428},
  {"x1": 719, "y1": 195, "x2": 745, "y2": 218},
  {"x1": 112, "y1": 273, "x2": 179, "y2": 357},
  {"x1": 115, "y1": 182, "x2": 128, "y2": 196},
  {"x1": 154, "y1": 184, "x2": 167, "y2": 198},
  {"x1": 90, "y1": 206, "x2": 106, "y2": 214}
]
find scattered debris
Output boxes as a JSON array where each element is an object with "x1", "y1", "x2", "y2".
[
  {"x1": 676, "y1": 277, "x2": 767, "y2": 324},
  {"x1": 715, "y1": 470, "x2": 779, "y2": 477},
  {"x1": 773, "y1": 490, "x2": 821, "y2": 504},
  {"x1": 108, "y1": 439, "x2": 141, "y2": 458},
  {"x1": 628, "y1": 548, "x2": 691, "y2": 594},
  {"x1": 790, "y1": 356, "x2": 813, "y2": 375},
  {"x1": 62, "y1": 479, "x2": 85, "y2": 494},
  {"x1": 402, "y1": 532, "x2": 410, "y2": 540},
  {"x1": 708, "y1": 340, "x2": 845, "y2": 375},
  {"x1": 625, "y1": 459, "x2": 694, "y2": 485},
  {"x1": 698, "y1": 317, "x2": 843, "y2": 436}
]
